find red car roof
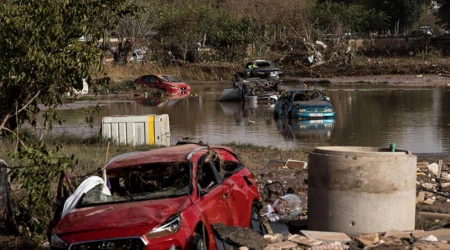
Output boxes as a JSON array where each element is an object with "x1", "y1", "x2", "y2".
[{"x1": 106, "y1": 144, "x2": 233, "y2": 171}]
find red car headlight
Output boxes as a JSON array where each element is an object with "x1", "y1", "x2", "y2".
[{"x1": 146, "y1": 214, "x2": 181, "y2": 239}]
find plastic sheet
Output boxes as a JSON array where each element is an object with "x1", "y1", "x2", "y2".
[
  {"x1": 272, "y1": 194, "x2": 302, "y2": 220},
  {"x1": 61, "y1": 176, "x2": 111, "y2": 218}
]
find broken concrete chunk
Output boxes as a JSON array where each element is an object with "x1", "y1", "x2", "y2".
[
  {"x1": 310, "y1": 241, "x2": 349, "y2": 250},
  {"x1": 287, "y1": 234, "x2": 323, "y2": 246},
  {"x1": 366, "y1": 238, "x2": 411, "y2": 250},
  {"x1": 428, "y1": 163, "x2": 439, "y2": 175},
  {"x1": 421, "y1": 183, "x2": 435, "y2": 190},
  {"x1": 423, "y1": 198, "x2": 435, "y2": 205},
  {"x1": 416, "y1": 191, "x2": 425, "y2": 203},
  {"x1": 355, "y1": 233, "x2": 380, "y2": 247},
  {"x1": 263, "y1": 234, "x2": 284, "y2": 244},
  {"x1": 419, "y1": 235, "x2": 438, "y2": 242},
  {"x1": 300, "y1": 230, "x2": 352, "y2": 243},
  {"x1": 417, "y1": 162, "x2": 430, "y2": 169},
  {"x1": 264, "y1": 240, "x2": 298, "y2": 250},
  {"x1": 441, "y1": 173, "x2": 450, "y2": 180},
  {"x1": 212, "y1": 223, "x2": 268, "y2": 250}
]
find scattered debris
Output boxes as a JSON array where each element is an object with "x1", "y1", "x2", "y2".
[
  {"x1": 428, "y1": 162, "x2": 440, "y2": 175},
  {"x1": 243, "y1": 60, "x2": 284, "y2": 80},
  {"x1": 219, "y1": 76, "x2": 279, "y2": 103},
  {"x1": 310, "y1": 242, "x2": 349, "y2": 250},
  {"x1": 288, "y1": 234, "x2": 323, "y2": 247},
  {"x1": 213, "y1": 223, "x2": 268, "y2": 250},
  {"x1": 355, "y1": 233, "x2": 380, "y2": 247},
  {"x1": 300, "y1": 230, "x2": 352, "y2": 244},
  {"x1": 264, "y1": 234, "x2": 284, "y2": 244},
  {"x1": 265, "y1": 240, "x2": 298, "y2": 250},
  {"x1": 271, "y1": 194, "x2": 302, "y2": 221},
  {"x1": 226, "y1": 158, "x2": 450, "y2": 250}
]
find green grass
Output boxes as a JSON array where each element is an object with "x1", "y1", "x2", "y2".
[{"x1": 0, "y1": 137, "x2": 311, "y2": 176}]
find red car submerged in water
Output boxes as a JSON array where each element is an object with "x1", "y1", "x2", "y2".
[
  {"x1": 134, "y1": 74, "x2": 191, "y2": 95},
  {"x1": 49, "y1": 143, "x2": 261, "y2": 250}
]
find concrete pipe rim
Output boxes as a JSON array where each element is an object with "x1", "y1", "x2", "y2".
[{"x1": 312, "y1": 146, "x2": 412, "y2": 156}]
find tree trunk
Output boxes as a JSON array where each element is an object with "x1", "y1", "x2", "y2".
[{"x1": 0, "y1": 159, "x2": 17, "y2": 234}]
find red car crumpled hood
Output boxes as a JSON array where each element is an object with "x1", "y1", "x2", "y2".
[{"x1": 55, "y1": 196, "x2": 192, "y2": 235}]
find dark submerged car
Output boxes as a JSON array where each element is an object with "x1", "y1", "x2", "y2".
[{"x1": 244, "y1": 60, "x2": 284, "y2": 80}]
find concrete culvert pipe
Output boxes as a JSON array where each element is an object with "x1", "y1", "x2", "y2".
[{"x1": 307, "y1": 146, "x2": 417, "y2": 237}]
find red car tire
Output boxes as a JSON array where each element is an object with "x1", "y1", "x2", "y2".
[
  {"x1": 193, "y1": 233, "x2": 206, "y2": 250},
  {"x1": 249, "y1": 205, "x2": 261, "y2": 228}
]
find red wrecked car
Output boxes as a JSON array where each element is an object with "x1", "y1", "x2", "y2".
[
  {"x1": 134, "y1": 74, "x2": 191, "y2": 95},
  {"x1": 49, "y1": 143, "x2": 261, "y2": 250}
]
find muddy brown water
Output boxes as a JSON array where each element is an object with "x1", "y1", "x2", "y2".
[{"x1": 51, "y1": 82, "x2": 450, "y2": 154}]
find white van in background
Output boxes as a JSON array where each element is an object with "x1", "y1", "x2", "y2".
[{"x1": 67, "y1": 79, "x2": 89, "y2": 97}]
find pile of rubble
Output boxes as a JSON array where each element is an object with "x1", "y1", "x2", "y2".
[
  {"x1": 219, "y1": 158, "x2": 450, "y2": 250},
  {"x1": 213, "y1": 225, "x2": 450, "y2": 250}
]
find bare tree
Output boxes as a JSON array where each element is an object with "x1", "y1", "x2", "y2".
[{"x1": 117, "y1": 10, "x2": 156, "y2": 44}]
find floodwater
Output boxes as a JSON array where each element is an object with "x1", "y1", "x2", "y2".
[{"x1": 54, "y1": 83, "x2": 450, "y2": 154}]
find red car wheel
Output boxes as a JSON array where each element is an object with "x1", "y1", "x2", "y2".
[{"x1": 193, "y1": 233, "x2": 206, "y2": 250}]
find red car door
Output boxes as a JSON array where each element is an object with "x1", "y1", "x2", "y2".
[
  {"x1": 193, "y1": 160, "x2": 232, "y2": 227},
  {"x1": 223, "y1": 175, "x2": 252, "y2": 227},
  {"x1": 215, "y1": 148, "x2": 254, "y2": 227}
]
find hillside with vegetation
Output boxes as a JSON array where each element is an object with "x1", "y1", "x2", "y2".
[{"x1": 104, "y1": 0, "x2": 449, "y2": 65}]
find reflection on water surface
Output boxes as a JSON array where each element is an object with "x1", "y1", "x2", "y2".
[{"x1": 55, "y1": 84, "x2": 450, "y2": 153}]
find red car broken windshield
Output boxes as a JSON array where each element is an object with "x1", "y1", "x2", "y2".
[{"x1": 78, "y1": 162, "x2": 191, "y2": 207}]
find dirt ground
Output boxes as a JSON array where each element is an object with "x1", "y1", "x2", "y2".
[
  {"x1": 295, "y1": 73, "x2": 450, "y2": 87},
  {"x1": 253, "y1": 152, "x2": 450, "y2": 212},
  {"x1": 5, "y1": 152, "x2": 449, "y2": 250}
]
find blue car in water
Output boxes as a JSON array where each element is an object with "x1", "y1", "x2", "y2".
[
  {"x1": 276, "y1": 118, "x2": 335, "y2": 140},
  {"x1": 274, "y1": 89, "x2": 335, "y2": 119}
]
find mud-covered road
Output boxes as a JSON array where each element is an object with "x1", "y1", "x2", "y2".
[{"x1": 295, "y1": 73, "x2": 450, "y2": 87}]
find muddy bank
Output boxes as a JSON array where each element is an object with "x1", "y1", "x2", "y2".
[
  {"x1": 107, "y1": 74, "x2": 448, "y2": 99},
  {"x1": 294, "y1": 74, "x2": 450, "y2": 87},
  {"x1": 179, "y1": 74, "x2": 450, "y2": 92},
  {"x1": 107, "y1": 56, "x2": 450, "y2": 84}
]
